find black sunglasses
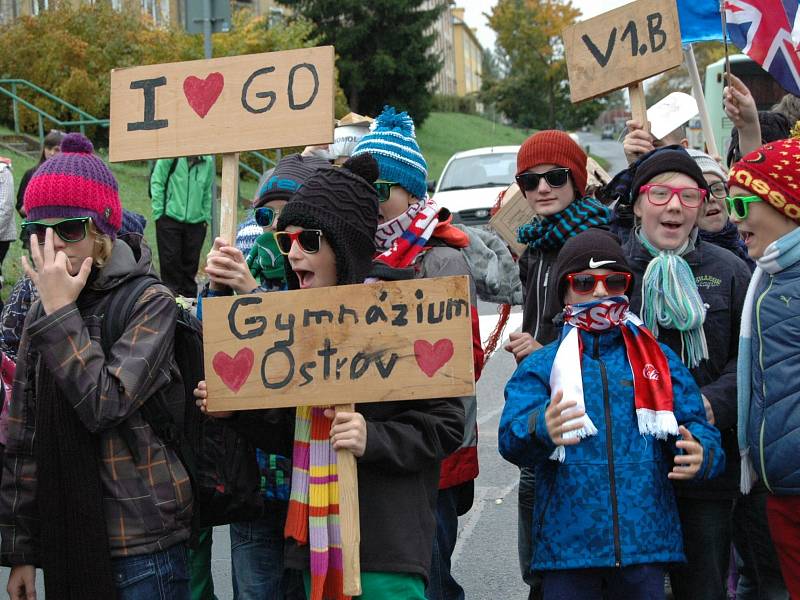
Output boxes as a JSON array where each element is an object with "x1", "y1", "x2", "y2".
[
  {"x1": 255, "y1": 206, "x2": 280, "y2": 228},
  {"x1": 274, "y1": 229, "x2": 323, "y2": 255},
  {"x1": 374, "y1": 180, "x2": 398, "y2": 203},
  {"x1": 22, "y1": 217, "x2": 91, "y2": 244},
  {"x1": 515, "y1": 168, "x2": 571, "y2": 192}
]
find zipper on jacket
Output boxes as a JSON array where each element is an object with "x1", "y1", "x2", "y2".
[
  {"x1": 755, "y1": 277, "x2": 774, "y2": 493},
  {"x1": 541, "y1": 266, "x2": 550, "y2": 335},
  {"x1": 532, "y1": 258, "x2": 544, "y2": 341},
  {"x1": 595, "y1": 335, "x2": 622, "y2": 566}
]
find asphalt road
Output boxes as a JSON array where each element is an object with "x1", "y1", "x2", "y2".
[{"x1": 579, "y1": 130, "x2": 629, "y2": 177}]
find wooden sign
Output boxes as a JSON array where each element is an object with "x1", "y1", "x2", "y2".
[
  {"x1": 108, "y1": 46, "x2": 335, "y2": 162},
  {"x1": 201, "y1": 276, "x2": 476, "y2": 412},
  {"x1": 489, "y1": 183, "x2": 534, "y2": 257},
  {"x1": 563, "y1": 0, "x2": 682, "y2": 104}
]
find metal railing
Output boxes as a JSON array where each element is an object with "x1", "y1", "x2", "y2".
[{"x1": 0, "y1": 78, "x2": 109, "y2": 144}]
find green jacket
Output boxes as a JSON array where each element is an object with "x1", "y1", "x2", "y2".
[{"x1": 151, "y1": 156, "x2": 214, "y2": 224}]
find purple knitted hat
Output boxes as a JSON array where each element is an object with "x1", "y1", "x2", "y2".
[{"x1": 23, "y1": 133, "x2": 122, "y2": 239}]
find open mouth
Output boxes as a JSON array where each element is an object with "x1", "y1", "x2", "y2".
[
  {"x1": 740, "y1": 230, "x2": 753, "y2": 245},
  {"x1": 294, "y1": 269, "x2": 316, "y2": 289},
  {"x1": 661, "y1": 221, "x2": 683, "y2": 231},
  {"x1": 705, "y1": 208, "x2": 722, "y2": 217}
]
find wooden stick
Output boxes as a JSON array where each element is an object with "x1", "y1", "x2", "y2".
[
  {"x1": 220, "y1": 153, "x2": 239, "y2": 244},
  {"x1": 629, "y1": 82, "x2": 649, "y2": 134},
  {"x1": 335, "y1": 403, "x2": 362, "y2": 596},
  {"x1": 684, "y1": 44, "x2": 720, "y2": 159}
]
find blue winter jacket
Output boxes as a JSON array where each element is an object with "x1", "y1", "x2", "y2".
[
  {"x1": 500, "y1": 327, "x2": 725, "y2": 571},
  {"x1": 748, "y1": 259, "x2": 800, "y2": 494}
]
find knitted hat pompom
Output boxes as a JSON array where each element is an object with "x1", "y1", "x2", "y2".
[
  {"x1": 60, "y1": 133, "x2": 94, "y2": 154},
  {"x1": 351, "y1": 105, "x2": 428, "y2": 200},
  {"x1": 23, "y1": 132, "x2": 122, "y2": 239},
  {"x1": 342, "y1": 153, "x2": 379, "y2": 184}
]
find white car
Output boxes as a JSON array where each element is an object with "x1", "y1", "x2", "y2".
[{"x1": 432, "y1": 146, "x2": 520, "y2": 226}]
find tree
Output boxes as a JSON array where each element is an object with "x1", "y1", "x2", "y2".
[
  {"x1": 483, "y1": 0, "x2": 581, "y2": 130},
  {"x1": 0, "y1": 3, "x2": 325, "y2": 137},
  {"x1": 278, "y1": 0, "x2": 442, "y2": 124}
]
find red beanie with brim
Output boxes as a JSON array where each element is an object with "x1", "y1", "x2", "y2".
[{"x1": 516, "y1": 130, "x2": 588, "y2": 197}]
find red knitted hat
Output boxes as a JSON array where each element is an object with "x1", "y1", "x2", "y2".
[
  {"x1": 516, "y1": 130, "x2": 588, "y2": 196},
  {"x1": 728, "y1": 138, "x2": 800, "y2": 223},
  {"x1": 24, "y1": 133, "x2": 122, "y2": 238}
]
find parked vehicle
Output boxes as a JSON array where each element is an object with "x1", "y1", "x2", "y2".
[
  {"x1": 601, "y1": 125, "x2": 615, "y2": 140},
  {"x1": 432, "y1": 146, "x2": 520, "y2": 226}
]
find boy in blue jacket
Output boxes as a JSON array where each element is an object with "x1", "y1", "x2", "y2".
[{"x1": 499, "y1": 228, "x2": 724, "y2": 600}]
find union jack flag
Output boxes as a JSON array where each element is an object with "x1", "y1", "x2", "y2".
[{"x1": 724, "y1": 0, "x2": 800, "y2": 95}]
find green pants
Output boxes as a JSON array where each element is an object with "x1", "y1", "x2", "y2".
[
  {"x1": 188, "y1": 527, "x2": 218, "y2": 600},
  {"x1": 303, "y1": 570, "x2": 425, "y2": 600}
]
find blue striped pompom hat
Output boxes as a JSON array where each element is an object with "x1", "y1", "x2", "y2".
[{"x1": 352, "y1": 106, "x2": 428, "y2": 200}]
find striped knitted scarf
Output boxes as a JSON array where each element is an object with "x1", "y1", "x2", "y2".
[
  {"x1": 374, "y1": 197, "x2": 439, "y2": 265},
  {"x1": 636, "y1": 228, "x2": 709, "y2": 369},
  {"x1": 549, "y1": 298, "x2": 677, "y2": 462},
  {"x1": 516, "y1": 197, "x2": 611, "y2": 251},
  {"x1": 284, "y1": 406, "x2": 348, "y2": 600},
  {"x1": 738, "y1": 226, "x2": 800, "y2": 493}
]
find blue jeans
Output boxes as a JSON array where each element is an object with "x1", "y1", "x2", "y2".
[
  {"x1": 230, "y1": 508, "x2": 305, "y2": 600},
  {"x1": 542, "y1": 565, "x2": 664, "y2": 600},
  {"x1": 426, "y1": 486, "x2": 465, "y2": 600},
  {"x1": 669, "y1": 496, "x2": 734, "y2": 600},
  {"x1": 112, "y1": 543, "x2": 190, "y2": 600}
]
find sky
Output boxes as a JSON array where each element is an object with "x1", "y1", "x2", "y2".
[{"x1": 461, "y1": 0, "x2": 636, "y2": 52}]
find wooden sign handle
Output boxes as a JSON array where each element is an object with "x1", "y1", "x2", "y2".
[
  {"x1": 220, "y1": 153, "x2": 239, "y2": 244},
  {"x1": 335, "y1": 403, "x2": 362, "y2": 596},
  {"x1": 629, "y1": 82, "x2": 649, "y2": 134}
]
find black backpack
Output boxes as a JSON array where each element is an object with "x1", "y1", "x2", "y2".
[
  {"x1": 99, "y1": 274, "x2": 264, "y2": 530},
  {"x1": 147, "y1": 158, "x2": 179, "y2": 200}
]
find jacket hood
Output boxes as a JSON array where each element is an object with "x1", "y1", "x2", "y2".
[{"x1": 86, "y1": 239, "x2": 156, "y2": 293}]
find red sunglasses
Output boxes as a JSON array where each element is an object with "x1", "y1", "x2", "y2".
[{"x1": 566, "y1": 272, "x2": 631, "y2": 295}]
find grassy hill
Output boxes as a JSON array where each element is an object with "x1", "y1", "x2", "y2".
[{"x1": 416, "y1": 112, "x2": 532, "y2": 181}]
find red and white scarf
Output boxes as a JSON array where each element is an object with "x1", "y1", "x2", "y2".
[
  {"x1": 374, "y1": 198, "x2": 440, "y2": 267},
  {"x1": 550, "y1": 298, "x2": 678, "y2": 461}
]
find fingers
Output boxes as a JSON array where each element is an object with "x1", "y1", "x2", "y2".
[
  {"x1": 20, "y1": 255, "x2": 37, "y2": 284},
  {"x1": 212, "y1": 237, "x2": 228, "y2": 252},
  {"x1": 193, "y1": 380, "x2": 208, "y2": 399},
  {"x1": 625, "y1": 119, "x2": 643, "y2": 131},
  {"x1": 75, "y1": 257, "x2": 93, "y2": 285},
  {"x1": 218, "y1": 246, "x2": 246, "y2": 263},
  {"x1": 28, "y1": 234, "x2": 43, "y2": 270},
  {"x1": 549, "y1": 389, "x2": 564, "y2": 407},
  {"x1": 41, "y1": 227, "x2": 55, "y2": 265},
  {"x1": 678, "y1": 425, "x2": 694, "y2": 441}
]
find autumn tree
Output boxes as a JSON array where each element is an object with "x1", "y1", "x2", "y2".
[{"x1": 483, "y1": 0, "x2": 609, "y2": 130}]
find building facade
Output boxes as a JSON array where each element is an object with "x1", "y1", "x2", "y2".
[
  {"x1": 423, "y1": 0, "x2": 457, "y2": 96},
  {"x1": 0, "y1": 0, "x2": 288, "y2": 27},
  {"x1": 451, "y1": 6, "x2": 481, "y2": 96}
]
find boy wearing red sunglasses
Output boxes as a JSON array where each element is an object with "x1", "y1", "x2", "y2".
[{"x1": 500, "y1": 228, "x2": 723, "y2": 600}]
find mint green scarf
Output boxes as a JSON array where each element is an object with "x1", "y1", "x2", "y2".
[{"x1": 637, "y1": 228, "x2": 708, "y2": 368}]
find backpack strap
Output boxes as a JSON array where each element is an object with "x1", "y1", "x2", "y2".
[{"x1": 100, "y1": 274, "x2": 161, "y2": 357}]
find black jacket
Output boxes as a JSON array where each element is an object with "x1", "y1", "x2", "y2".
[
  {"x1": 624, "y1": 233, "x2": 751, "y2": 499},
  {"x1": 231, "y1": 396, "x2": 465, "y2": 582},
  {"x1": 518, "y1": 246, "x2": 562, "y2": 345}
]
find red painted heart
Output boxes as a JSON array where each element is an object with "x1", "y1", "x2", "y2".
[
  {"x1": 414, "y1": 339, "x2": 454, "y2": 378},
  {"x1": 212, "y1": 348, "x2": 254, "y2": 393},
  {"x1": 183, "y1": 72, "x2": 224, "y2": 118}
]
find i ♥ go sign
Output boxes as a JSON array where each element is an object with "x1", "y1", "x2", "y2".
[{"x1": 108, "y1": 46, "x2": 334, "y2": 162}]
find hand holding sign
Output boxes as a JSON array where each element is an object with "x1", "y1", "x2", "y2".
[{"x1": 564, "y1": 0, "x2": 682, "y2": 127}]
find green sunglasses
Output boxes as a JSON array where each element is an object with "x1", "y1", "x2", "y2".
[
  {"x1": 374, "y1": 180, "x2": 398, "y2": 203},
  {"x1": 724, "y1": 195, "x2": 763, "y2": 220},
  {"x1": 22, "y1": 216, "x2": 91, "y2": 244}
]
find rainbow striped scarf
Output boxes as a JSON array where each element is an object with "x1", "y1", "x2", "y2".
[{"x1": 284, "y1": 406, "x2": 348, "y2": 600}]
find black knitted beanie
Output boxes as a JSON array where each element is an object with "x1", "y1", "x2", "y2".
[{"x1": 277, "y1": 154, "x2": 379, "y2": 287}]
